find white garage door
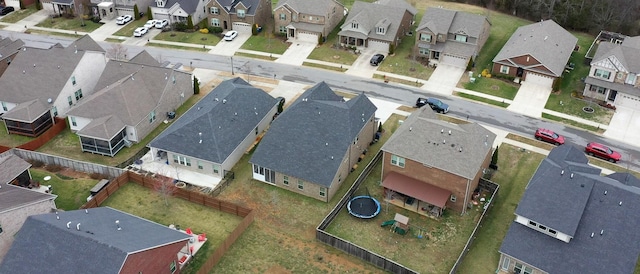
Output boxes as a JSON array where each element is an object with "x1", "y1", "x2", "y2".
[
  {"x1": 295, "y1": 31, "x2": 318, "y2": 43},
  {"x1": 525, "y1": 72, "x2": 554, "y2": 88},
  {"x1": 616, "y1": 94, "x2": 640, "y2": 109},
  {"x1": 368, "y1": 40, "x2": 389, "y2": 53},
  {"x1": 441, "y1": 53, "x2": 468, "y2": 68},
  {"x1": 232, "y1": 22, "x2": 252, "y2": 33}
]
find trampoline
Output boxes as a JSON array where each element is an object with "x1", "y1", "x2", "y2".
[{"x1": 347, "y1": 195, "x2": 381, "y2": 219}]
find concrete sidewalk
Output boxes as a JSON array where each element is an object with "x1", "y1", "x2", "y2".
[{"x1": 3, "y1": 9, "x2": 50, "y2": 33}]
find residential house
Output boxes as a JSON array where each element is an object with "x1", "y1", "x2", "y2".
[
  {"x1": 0, "y1": 37, "x2": 24, "y2": 77},
  {"x1": 582, "y1": 35, "x2": 640, "y2": 109},
  {"x1": 498, "y1": 145, "x2": 640, "y2": 274},
  {"x1": 151, "y1": 0, "x2": 211, "y2": 26},
  {"x1": 207, "y1": 0, "x2": 272, "y2": 33},
  {"x1": 88, "y1": 0, "x2": 156, "y2": 21},
  {"x1": 149, "y1": 78, "x2": 278, "y2": 179},
  {"x1": 0, "y1": 207, "x2": 192, "y2": 273},
  {"x1": 0, "y1": 152, "x2": 32, "y2": 187},
  {"x1": 66, "y1": 50, "x2": 193, "y2": 157},
  {"x1": 414, "y1": 7, "x2": 490, "y2": 68},
  {"x1": 41, "y1": 0, "x2": 75, "y2": 16},
  {"x1": 380, "y1": 107, "x2": 495, "y2": 216},
  {"x1": 0, "y1": 35, "x2": 107, "y2": 137},
  {"x1": 338, "y1": 0, "x2": 415, "y2": 53},
  {"x1": 3, "y1": 0, "x2": 35, "y2": 10},
  {"x1": 273, "y1": 0, "x2": 345, "y2": 42},
  {"x1": 250, "y1": 82, "x2": 377, "y2": 202},
  {"x1": 492, "y1": 20, "x2": 577, "y2": 88}
]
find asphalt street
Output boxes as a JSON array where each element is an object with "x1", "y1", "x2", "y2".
[{"x1": 4, "y1": 31, "x2": 638, "y2": 172}]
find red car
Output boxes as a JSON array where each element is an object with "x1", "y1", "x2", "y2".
[
  {"x1": 534, "y1": 128, "x2": 565, "y2": 145},
  {"x1": 585, "y1": 142, "x2": 621, "y2": 163}
]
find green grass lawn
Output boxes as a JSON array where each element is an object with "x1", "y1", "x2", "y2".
[
  {"x1": 542, "y1": 113, "x2": 603, "y2": 133},
  {"x1": 35, "y1": 16, "x2": 102, "y2": 32},
  {"x1": 457, "y1": 92, "x2": 510, "y2": 108},
  {"x1": 27, "y1": 29, "x2": 83, "y2": 38},
  {"x1": 100, "y1": 182, "x2": 243, "y2": 274},
  {"x1": 0, "y1": 121, "x2": 33, "y2": 147},
  {"x1": 240, "y1": 32, "x2": 289, "y2": 54},
  {"x1": 30, "y1": 168, "x2": 98, "y2": 210},
  {"x1": 0, "y1": 5, "x2": 38, "y2": 23},
  {"x1": 456, "y1": 144, "x2": 546, "y2": 273},
  {"x1": 307, "y1": 19, "x2": 359, "y2": 65},
  {"x1": 154, "y1": 31, "x2": 221, "y2": 46},
  {"x1": 112, "y1": 18, "x2": 148, "y2": 37},
  {"x1": 463, "y1": 76, "x2": 519, "y2": 100}
]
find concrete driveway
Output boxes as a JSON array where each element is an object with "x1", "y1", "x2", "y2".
[
  {"x1": 275, "y1": 40, "x2": 317, "y2": 66},
  {"x1": 121, "y1": 28, "x2": 161, "y2": 46},
  {"x1": 420, "y1": 64, "x2": 465, "y2": 95},
  {"x1": 345, "y1": 49, "x2": 384, "y2": 78},
  {"x1": 604, "y1": 106, "x2": 640, "y2": 145},
  {"x1": 212, "y1": 32, "x2": 251, "y2": 56},
  {"x1": 507, "y1": 81, "x2": 552, "y2": 117},
  {"x1": 89, "y1": 19, "x2": 128, "y2": 41}
]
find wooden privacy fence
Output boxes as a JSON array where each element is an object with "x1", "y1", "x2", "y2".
[
  {"x1": 0, "y1": 117, "x2": 67, "y2": 153},
  {"x1": 80, "y1": 171, "x2": 254, "y2": 273},
  {"x1": 12, "y1": 148, "x2": 124, "y2": 178},
  {"x1": 316, "y1": 151, "x2": 419, "y2": 274}
]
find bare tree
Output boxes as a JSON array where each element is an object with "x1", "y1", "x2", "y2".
[
  {"x1": 154, "y1": 169, "x2": 178, "y2": 206},
  {"x1": 106, "y1": 44, "x2": 128, "y2": 61}
]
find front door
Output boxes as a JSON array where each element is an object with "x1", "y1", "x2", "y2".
[
  {"x1": 608, "y1": 90, "x2": 618, "y2": 101},
  {"x1": 223, "y1": 21, "x2": 228, "y2": 29},
  {"x1": 516, "y1": 67, "x2": 524, "y2": 77},
  {"x1": 289, "y1": 28, "x2": 295, "y2": 38}
]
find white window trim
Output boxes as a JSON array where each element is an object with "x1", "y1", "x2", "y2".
[{"x1": 500, "y1": 65, "x2": 509, "y2": 74}]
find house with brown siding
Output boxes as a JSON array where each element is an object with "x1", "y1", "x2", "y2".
[
  {"x1": 250, "y1": 82, "x2": 377, "y2": 202},
  {"x1": 273, "y1": 0, "x2": 344, "y2": 42},
  {"x1": 0, "y1": 207, "x2": 191, "y2": 273},
  {"x1": 207, "y1": 0, "x2": 272, "y2": 33},
  {"x1": 380, "y1": 107, "x2": 495, "y2": 216}
]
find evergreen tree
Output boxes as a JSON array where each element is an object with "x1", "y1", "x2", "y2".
[
  {"x1": 147, "y1": 6, "x2": 153, "y2": 20},
  {"x1": 133, "y1": 4, "x2": 140, "y2": 20},
  {"x1": 193, "y1": 77, "x2": 200, "y2": 95}
]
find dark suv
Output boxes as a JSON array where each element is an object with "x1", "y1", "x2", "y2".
[
  {"x1": 370, "y1": 54, "x2": 384, "y2": 66},
  {"x1": 0, "y1": 6, "x2": 14, "y2": 15},
  {"x1": 416, "y1": 97, "x2": 449, "y2": 113}
]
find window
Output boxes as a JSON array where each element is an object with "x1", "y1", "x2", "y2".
[
  {"x1": 213, "y1": 165, "x2": 219, "y2": 174},
  {"x1": 283, "y1": 175, "x2": 289, "y2": 185},
  {"x1": 351, "y1": 22, "x2": 358, "y2": 28},
  {"x1": 514, "y1": 262, "x2": 533, "y2": 274},
  {"x1": 501, "y1": 257, "x2": 510, "y2": 270},
  {"x1": 450, "y1": 195, "x2": 456, "y2": 202},
  {"x1": 68, "y1": 96, "x2": 73, "y2": 106},
  {"x1": 376, "y1": 27, "x2": 385, "y2": 34},
  {"x1": 173, "y1": 154, "x2": 179, "y2": 163},
  {"x1": 528, "y1": 220, "x2": 537, "y2": 227},
  {"x1": 594, "y1": 69, "x2": 611, "y2": 79},
  {"x1": 174, "y1": 155, "x2": 191, "y2": 166},
  {"x1": 617, "y1": 72, "x2": 624, "y2": 79},
  {"x1": 419, "y1": 47, "x2": 429, "y2": 55},
  {"x1": 210, "y1": 7, "x2": 218, "y2": 14},
  {"x1": 390, "y1": 155, "x2": 405, "y2": 168},
  {"x1": 589, "y1": 85, "x2": 606, "y2": 94},
  {"x1": 52, "y1": 106, "x2": 58, "y2": 116},
  {"x1": 279, "y1": 26, "x2": 286, "y2": 33},
  {"x1": 626, "y1": 73, "x2": 637, "y2": 85},
  {"x1": 211, "y1": 18, "x2": 220, "y2": 26},
  {"x1": 74, "y1": 89, "x2": 83, "y2": 100},
  {"x1": 71, "y1": 76, "x2": 76, "y2": 85},
  {"x1": 1, "y1": 101, "x2": 7, "y2": 111},
  {"x1": 455, "y1": 34, "x2": 467, "y2": 42},
  {"x1": 237, "y1": 9, "x2": 245, "y2": 18},
  {"x1": 70, "y1": 116, "x2": 77, "y2": 127},
  {"x1": 279, "y1": 13, "x2": 286, "y2": 20},
  {"x1": 353, "y1": 136, "x2": 358, "y2": 145},
  {"x1": 297, "y1": 180, "x2": 304, "y2": 190},
  {"x1": 308, "y1": 16, "x2": 313, "y2": 20},
  {"x1": 320, "y1": 187, "x2": 326, "y2": 197},
  {"x1": 420, "y1": 33, "x2": 431, "y2": 42},
  {"x1": 170, "y1": 261, "x2": 177, "y2": 273},
  {"x1": 292, "y1": 14, "x2": 297, "y2": 20},
  {"x1": 197, "y1": 161, "x2": 203, "y2": 170},
  {"x1": 500, "y1": 65, "x2": 509, "y2": 74},
  {"x1": 149, "y1": 110, "x2": 156, "y2": 123}
]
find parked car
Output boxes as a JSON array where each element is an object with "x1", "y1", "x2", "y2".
[
  {"x1": 370, "y1": 54, "x2": 384, "y2": 66},
  {"x1": 0, "y1": 6, "x2": 14, "y2": 16},
  {"x1": 133, "y1": 27, "x2": 149, "y2": 37},
  {"x1": 585, "y1": 142, "x2": 621, "y2": 163},
  {"x1": 415, "y1": 97, "x2": 449, "y2": 113},
  {"x1": 143, "y1": 20, "x2": 157, "y2": 29},
  {"x1": 115, "y1": 15, "x2": 132, "y2": 25},
  {"x1": 155, "y1": 19, "x2": 169, "y2": 29},
  {"x1": 534, "y1": 128, "x2": 565, "y2": 145},
  {"x1": 223, "y1": 30, "x2": 238, "y2": 41}
]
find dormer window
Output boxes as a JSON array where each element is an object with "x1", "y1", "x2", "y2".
[
  {"x1": 210, "y1": 7, "x2": 219, "y2": 14},
  {"x1": 594, "y1": 68, "x2": 611, "y2": 79},
  {"x1": 351, "y1": 22, "x2": 358, "y2": 29},
  {"x1": 455, "y1": 34, "x2": 467, "y2": 42},
  {"x1": 420, "y1": 33, "x2": 432, "y2": 42},
  {"x1": 156, "y1": 0, "x2": 165, "y2": 8},
  {"x1": 237, "y1": 9, "x2": 245, "y2": 18},
  {"x1": 376, "y1": 27, "x2": 385, "y2": 34}
]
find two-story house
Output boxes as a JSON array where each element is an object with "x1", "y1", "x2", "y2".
[
  {"x1": 273, "y1": 0, "x2": 345, "y2": 42},
  {"x1": 414, "y1": 7, "x2": 490, "y2": 68},
  {"x1": 151, "y1": 0, "x2": 211, "y2": 26},
  {"x1": 0, "y1": 35, "x2": 107, "y2": 137},
  {"x1": 250, "y1": 82, "x2": 377, "y2": 202},
  {"x1": 381, "y1": 107, "x2": 495, "y2": 216},
  {"x1": 582, "y1": 35, "x2": 640, "y2": 110},
  {"x1": 338, "y1": 0, "x2": 415, "y2": 53},
  {"x1": 207, "y1": 0, "x2": 272, "y2": 33},
  {"x1": 0, "y1": 37, "x2": 24, "y2": 77},
  {"x1": 66, "y1": 50, "x2": 193, "y2": 157},
  {"x1": 498, "y1": 145, "x2": 640, "y2": 274}
]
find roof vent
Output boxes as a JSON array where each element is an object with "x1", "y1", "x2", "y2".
[
  {"x1": 441, "y1": 129, "x2": 444, "y2": 134},
  {"x1": 55, "y1": 211, "x2": 59, "y2": 220},
  {"x1": 85, "y1": 209, "x2": 88, "y2": 214},
  {"x1": 22, "y1": 70, "x2": 25, "y2": 74},
  {"x1": 600, "y1": 229, "x2": 604, "y2": 235},
  {"x1": 325, "y1": 142, "x2": 328, "y2": 146},
  {"x1": 604, "y1": 190, "x2": 607, "y2": 195},
  {"x1": 234, "y1": 112, "x2": 237, "y2": 116},
  {"x1": 223, "y1": 99, "x2": 227, "y2": 104},
  {"x1": 570, "y1": 173, "x2": 574, "y2": 179},
  {"x1": 443, "y1": 139, "x2": 446, "y2": 144},
  {"x1": 409, "y1": 127, "x2": 412, "y2": 131},
  {"x1": 116, "y1": 220, "x2": 121, "y2": 231},
  {"x1": 165, "y1": 73, "x2": 168, "y2": 80},
  {"x1": 448, "y1": 130, "x2": 451, "y2": 135},
  {"x1": 255, "y1": 112, "x2": 258, "y2": 115},
  {"x1": 331, "y1": 156, "x2": 334, "y2": 160},
  {"x1": 67, "y1": 222, "x2": 72, "y2": 229},
  {"x1": 57, "y1": 65, "x2": 60, "y2": 69},
  {"x1": 619, "y1": 201, "x2": 623, "y2": 206},
  {"x1": 214, "y1": 98, "x2": 219, "y2": 101},
  {"x1": 590, "y1": 232, "x2": 594, "y2": 238},
  {"x1": 544, "y1": 36, "x2": 548, "y2": 41},
  {"x1": 47, "y1": 98, "x2": 53, "y2": 103},
  {"x1": 459, "y1": 147, "x2": 463, "y2": 152},
  {"x1": 561, "y1": 170, "x2": 564, "y2": 175},
  {"x1": 33, "y1": 63, "x2": 36, "y2": 67},
  {"x1": 76, "y1": 223, "x2": 81, "y2": 231}
]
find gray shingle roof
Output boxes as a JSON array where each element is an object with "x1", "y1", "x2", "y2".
[
  {"x1": 339, "y1": 1, "x2": 408, "y2": 43},
  {"x1": 0, "y1": 99, "x2": 49, "y2": 122},
  {"x1": 0, "y1": 153, "x2": 31, "y2": 185},
  {"x1": 275, "y1": 0, "x2": 343, "y2": 16},
  {"x1": 129, "y1": 50, "x2": 162, "y2": 66},
  {"x1": 416, "y1": 7, "x2": 488, "y2": 40},
  {"x1": 592, "y1": 37, "x2": 640, "y2": 73},
  {"x1": 0, "y1": 37, "x2": 24, "y2": 60},
  {"x1": 374, "y1": 0, "x2": 416, "y2": 15},
  {"x1": 492, "y1": 20, "x2": 577, "y2": 77},
  {"x1": 381, "y1": 107, "x2": 495, "y2": 180},
  {"x1": 155, "y1": 0, "x2": 201, "y2": 14},
  {"x1": 250, "y1": 82, "x2": 376, "y2": 187},
  {"x1": 149, "y1": 78, "x2": 277, "y2": 164},
  {"x1": 216, "y1": 0, "x2": 261, "y2": 15},
  {"x1": 0, "y1": 207, "x2": 190, "y2": 274},
  {"x1": 500, "y1": 145, "x2": 640, "y2": 273},
  {"x1": 0, "y1": 184, "x2": 55, "y2": 214}
]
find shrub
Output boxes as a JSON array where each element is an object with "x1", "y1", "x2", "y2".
[
  {"x1": 318, "y1": 33, "x2": 323, "y2": 45},
  {"x1": 207, "y1": 26, "x2": 223, "y2": 33},
  {"x1": 199, "y1": 28, "x2": 209, "y2": 34},
  {"x1": 193, "y1": 77, "x2": 200, "y2": 95},
  {"x1": 389, "y1": 43, "x2": 395, "y2": 55},
  {"x1": 90, "y1": 173, "x2": 108, "y2": 180},
  {"x1": 186, "y1": 15, "x2": 194, "y2": 29},
  {"x1": 466, "y1": 57, "x2": 474, "y2": 71},
  {"x1": 552, "y1": 77, "x2": 561, "y2": 92},
  {"x1": 252, "y1": 24, "x2": 258, "y2": 35},
  {"x1": 45, "y1": 164, "x2": 63, "y2": 172},
  {"x1": 173, "y1": 22, "x2": 188, "y2": 31},
  {"x1": 147, "y1": 7, "x2": 153, "y2": 20},
  {"x1": 29, "y1": 160, "x2": 45, "y2": 168},
  {"x1": 36, "y1": 0, "x2": 42, "y2": 10}
]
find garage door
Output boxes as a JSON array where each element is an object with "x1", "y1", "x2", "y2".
[
  {"x1": 441, "y1": 53, "x2": 468, "y2": 68},
  {"x1": 616, "y1": 94, "x2": 640, "y2": 109},
  {"x1": 232, "y1": 22, "x2": 252, "y2": 33},
  {"x1": 524, "y1": 72, "x2": 554, "y2": 88},
  {"x1": 368, "y1": 40, "x2": 389, "y2": 53},
  {"x1": 295, "y1": 31, "x2": 318, "y2": 43}
]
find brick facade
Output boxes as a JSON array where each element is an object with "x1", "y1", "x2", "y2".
[{"x1": 0, "y1": 199, "x2": 57, "y2": 261}]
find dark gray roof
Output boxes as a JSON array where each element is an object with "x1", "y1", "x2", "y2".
[
  {"x1": 417, "y1": 7, "x2": 488, "y2": 39},
  {"x1": 501, "y1": 145, "x2": 640, "y2": 273},
  {"x1": 154, "y1": 0, "x2": 200, "y2": 14},
  {"x1": 0, "y1": 207, "x2": 190, "y2": 273},
  {"x1": 0, "y1": 37, "x2": 24, "y2": 60},
  {"x1": 250, "y1": 82, "x2": 376, "y2": 187},
  {"x1": 339, "y1": 1, "x2": 408, "y2": 43},
  {"x1": 592, "y1": 37, "x2": 640, "y2": 73},
  {"x1": 0, "y1": 154, "x2": 31, "y2": 185},
  {"x1": 381, "y1": 107, "x2": 495, "y2": 180},
  {"x1": 150, "y1": 78, "x2": 277, "y2": 164},
  {"x1": 0, "y1": 184, "x2": 55, "y2": 214},
  {"x1": 492, "y1": 20, "x2": 577, "y2": 77},
  {"x1": 129, "y1": 50, "x2": 162, "y2": 66},
  {"x1": 216, "y1": 0, "x2": 262, "y2": 15},
  {"x1": 275, "y1": 0, "x2": 343, "y2": 16}
]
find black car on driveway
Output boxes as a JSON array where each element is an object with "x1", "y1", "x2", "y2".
[
  {"x1": 416, "y1": 97, "x2": 449, "y2": 113},
  {"x1": 0, "y1": 6, "x2": 14, "y2": 15},
  {"x1": 370, "y1": 54, "x2": 384, "y2": 66}
]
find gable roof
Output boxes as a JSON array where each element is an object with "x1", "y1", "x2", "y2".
[
  {"x1": 591, "y1": 36, "x2": 640, "y2": 73},
  {"x1": 500, "y1": 145, "x2": 640, "y2": 274},
  {"x1": 374, "y1": 0, "x2": 416, "y2": 15},
  {"x1": 0, "y1": 184, "x2": 55, "y2": 214},
  {"x1": 0, "y1": 37, "x2": 24, "y2": 60},
  {"x1": 416, "y1": 7, "x2": 488, "y2": 39},
  {"x1": 250, "y1": 82, "x2": 376, "y2": 187},
  {"x1": 381, "y1": 107, "x2": 495, "y2": 180},
  {"x1": 339, "y1": 1, "x2": 409, "y2": 43},
  {"x1": 0, "y1": 153, "x2": 31, "y2": 185},
  {"x1": 275, "y1": 0, "x2": 343, "y2": 16},
  {"x1": 150, "y1": 78, "x2": 278, "y2": 164},
  {"x1": 129, "y1": 50, "x2": 162, "y2": 66},
  {"x1": 0, "y1": 207, "x2": 190, "y2": 273},
  {"x1": 216, "y1": 0, "x2": 262, "y2": 15},
  {"x1": 69, "y1": 34, "x2": 106, "y2": 53},
  {"x1": 492, "y1": 20, "x2": 577, "y2": 77},
  {"x1": 154, "y1": 0, "x2": 201, "y2": 13}
]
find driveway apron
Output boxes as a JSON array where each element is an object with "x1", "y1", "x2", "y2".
[
  {"x1": 507, "y1": 81, "x2": 551, "y2": 117},
  {"x1": 345, "y1": 49, "x2": 383, "y2": 78},
  {"x1": 212, "y1": 33, "x2": 252, "y2": 56},
  {"x1": 420, "y1": 64, "x2": 465, "y2": 95},
  {"x1": 604, "y1": 106, "x2": 640, "y2": 146},
  {"x1": 275, "y1": 40, "x2": 317, "y2": 66}
]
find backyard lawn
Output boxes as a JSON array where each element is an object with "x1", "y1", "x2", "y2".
[
  {"x1": 35, "y1": 16, "x2": 102, "y2": 32},
  {"x1": 0, "y1": 5, "x2": 38, "y2": 23},
  {"x1": 0, "y1": 121, "x2": 33, "y2": 147},
  {"x1": 154, "y1": 31, "x2": 221, "y2": 46},
  {"x1": 30, "y1": 168, "x2": 99, "y2": 211}
]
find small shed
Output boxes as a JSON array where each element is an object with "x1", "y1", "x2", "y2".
[{"x1": 394, "y1": 213, "x2": 409, "y2": 231}]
